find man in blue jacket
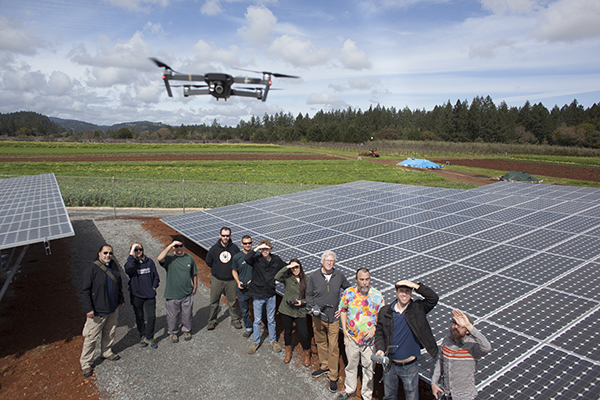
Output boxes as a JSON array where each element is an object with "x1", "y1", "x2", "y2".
[
  {"x1": 124, "y1": 242, "x2": 160, "y2": 349},
  {"x1": 374, "y1": 280, "x2": 438, "y2": 400},
  {"x1": 79, "y1": 244, "x2": 124, "y2": 378}
]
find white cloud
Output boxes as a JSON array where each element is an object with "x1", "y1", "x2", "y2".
[
  {"x1": 349, "y1": 78, "x2": 377, "y2": 90},
  {"x1": 193, "y1": 40, "x2": 241, "y2": 66},
  {"x1": 338, "y1": 39, "x2": 373, "y2": 70},
  {"x1": 306, "y1": 92, "x2": 347, "y2": 106},
  {"x1": 143, "y1": 21, "x2": 165, "y2": 35},
  {"x1": 103, "y1": 0, "x2": 172, "y2": 12},
  {"x1": 479, "y1": 0, "x2": 536, "y2": 14},
  {"x1": 269, "y1": 35, "x2": 331, "y2": 67},
  {"x1": 534, "y1": 0, "x2": 600, "y2": 42},
  {"x1": 200, "y1": 0, "x2": 223, "y2": 16},
  {"x1": 0, "y1": 17, "x2": 49, "y2": 55},
  {"x1": 69, "y1": 32, "x2": 153, "y2": 69},
  {"x1": 469, "y1": 37, "x2": 517, "y2": 59},
  {"x1": 48, "y1": 71, "x2": 74, "y2": 96},
  {"x1": 328, "y1": 83, "x2": 347, "y2": 92},
  {"x1": 238, "y1": 5, "x2": 278, "y2": 46}
]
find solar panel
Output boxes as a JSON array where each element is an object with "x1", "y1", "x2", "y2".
[
  {"x1": 161, "y1": 180, "x2": 600, "y2": 399},
  {"x1": 0, "y1": 173, "x2": 74, "y2": 250}
]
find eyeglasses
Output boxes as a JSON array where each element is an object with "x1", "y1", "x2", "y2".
[
  {"x1": 134, "y1": 248, "x2": 143, "y2": 252},
  {"x1": 173, "y1": 244, "x2": 183, "y2": 248},
  {"x1": 103, "y1": 251, "x2": 113, "y2": 255},
  {"x1": 242, "y1": 242, "x2": 253, "y2": 245}
]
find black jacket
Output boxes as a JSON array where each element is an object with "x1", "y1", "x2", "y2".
[
  {"x1": 374, "y1": 283, "x2": 439, "y2": 359},
  {"x1": 205, "y1": 239, "x2": 240, "y2": 280},
  {"x1": 245, "y1": 250, "x2": 286, "y2": 298},
  {"x1": 80, "y1": 259, "x2": 124, "y2": 315}
]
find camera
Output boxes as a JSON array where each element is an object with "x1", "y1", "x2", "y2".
[
  {"x1": 240, "y1": 282, "x2": 249, "y2": 289},
  {"x1": 286, "y1": 300, "x2": 300, "y2": 306},
  {"x1": 370, "y1": 354, "x2": 390, "y2": 368}
]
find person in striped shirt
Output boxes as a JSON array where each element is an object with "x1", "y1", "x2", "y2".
[{"x1": 431, "y1": 309, "x2": 492, "y2": 400}]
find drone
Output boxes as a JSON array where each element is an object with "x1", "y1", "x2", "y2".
[{"x1": 150, "y1": 58, "x2": 300, "y2": 102}]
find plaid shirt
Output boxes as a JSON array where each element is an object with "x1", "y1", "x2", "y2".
[{"x1": 339, "y1": 286, "x2": 385, "y2": 345}]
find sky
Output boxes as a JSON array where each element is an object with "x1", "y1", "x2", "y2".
[{"x1": 1, "y1": 0, "x2": 599, "y2": 127}]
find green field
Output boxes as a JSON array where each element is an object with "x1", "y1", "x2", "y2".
[{"x1": 2, "y1": 140, "x2": 599, "y2": 207}]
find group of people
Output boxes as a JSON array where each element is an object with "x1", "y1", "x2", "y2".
[{"x1": 78, "y1": 227, "x2": 491, "y2": 400}]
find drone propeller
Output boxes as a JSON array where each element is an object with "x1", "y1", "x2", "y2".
[
  {"x1": 171, "y1": 84, "x2": 208, "y2": 88},
  {"x1": 236, "y1": 68, "x2": 300, "y2": 79},
  {"x1": 149, "y1": 57, "x2": 187, "y2": 75}
]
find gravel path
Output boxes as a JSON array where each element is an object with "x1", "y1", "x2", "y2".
[{"x1": 67, "y1": 209, "x2": 333, "y2": 400}]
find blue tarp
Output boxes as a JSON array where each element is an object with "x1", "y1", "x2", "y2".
[{"x1": 397, "y1": 158, "x2": 443, "y2": 169}]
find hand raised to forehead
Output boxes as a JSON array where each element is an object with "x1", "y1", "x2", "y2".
[{"x1": 452, "y1": 309, "x2": 470, "y2": 329}]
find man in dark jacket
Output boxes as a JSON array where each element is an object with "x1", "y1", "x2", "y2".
[
  {"x1": 374, "y1": 280, "x2": 438, "y2": 400},
  {"x1": 306, "y1": 250, "x2": 351, "y2": 393},
  {"x1": 205, "y1": 227, "x2": 241, "y2": 330},
  {"x1": 79, "y1": 244, "x2": 124, "y2": 378},
  {"x1": 245, "y1": 239, "x2": 286, "y2": 354},
  {"x1": 124, "y1": 242, "x2": 160, "y2": 349}
]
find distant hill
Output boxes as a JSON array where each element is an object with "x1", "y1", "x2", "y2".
[{"x1": 49, "y1": 117, "x2": 170, "y2": 133}]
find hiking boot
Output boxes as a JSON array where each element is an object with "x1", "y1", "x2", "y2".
[
  {"x1": 183, "y1": 332, "x2": 192, "y2": 341},
  {"x1": 232, "y1": 320, "x2": 243, "y2": 329},
  {"x1": 207, "y1": 321, "x2": 216, "y2": 330},
  {"x1": 147, "y1": 338, "x2": 158, "y2": 349},
  {"x1": 271, "y1": 341, "x2": 282, "y2": 353},
  {"x1": 140, "y1": 338, "x2": 148, "y2": 348},
  {"x1": 303, "y1": 349, "x2": 311, "y2": 367},
  {"x1": 242, "y1": 330, "x2": 253, "y2": 338},
  {"x1": 170, "y1": 334, "x2": 179, "y2": 343},
  {"x1": 336, "y1": 392, "x2": 356, "y2": 400},
  {"x1": 104, "y1": 354, "x2": 121, "y2": 361},
  {"x1": 311, "y1": 368, "x2": 329, "y2": 378},
  {"x1": 82, "y1": 368, "x2": 93, "y2": 378},
  {"x1": 248, "y1": 342, "x2": 259, "y2": 354},
  {"x1": 284, "y1": 345, "x2": 292, "y2": 363},
  {"x1": 329, "y1": 379, "x2": 338, "y2": 393}
]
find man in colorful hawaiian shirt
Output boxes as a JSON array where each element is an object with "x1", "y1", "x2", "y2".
[{"x1": 337, "y1": 268, "x2": 385, "y2": 400}]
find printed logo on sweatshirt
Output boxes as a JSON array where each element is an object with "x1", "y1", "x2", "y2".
[
  {"x1": 219, "y1": 251, "x2": 232, "y2": 263},
  {"x1": 138, "y1": 267, "x2": 151, "y2": 275}
]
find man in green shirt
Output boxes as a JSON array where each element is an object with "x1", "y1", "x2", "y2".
[{"x1": 158, "y1": 240, "x2": 198, "y2": 343}]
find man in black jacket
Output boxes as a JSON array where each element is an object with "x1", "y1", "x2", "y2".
[
  {"x1": 205, "y1": 227, "x2": 241, "y2": 330},
  {"x1": 79, "y1": 244, "x2": 124, "y2": 378},
  {"x1": 374, "y1": 280, "x2": 438, "y2": 400}
]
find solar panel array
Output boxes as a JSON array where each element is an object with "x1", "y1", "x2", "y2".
[
  {"x1": 162, "y1": 180, "x2": 600, "y2": 399},
  {"x1": 0, "y1": 174, "x2": 75, "y2": 251}
]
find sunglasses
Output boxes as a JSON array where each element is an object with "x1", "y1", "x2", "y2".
[
  {"x1": 242, "y1": 242, "x2": 253, "y2": 245},
  {"x1": 221, "y1": 234, "x2": 231, "y2": 237},
  {"x1": 103, "y1": 251, "x2": 113, "y2": 255},
  {"x1": 134, "y1": 248, "x2": 143, "y2": 252},
  {"x1": 173, "y1": 244, "x2": 183, "y2": 248}
]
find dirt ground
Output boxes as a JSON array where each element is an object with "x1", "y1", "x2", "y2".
[{"x1": 1, "y1": 153, "x2": 596, "y2": 400}]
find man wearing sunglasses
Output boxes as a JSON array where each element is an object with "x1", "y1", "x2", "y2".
[
  {"x1": 205, "y1": 227, "x2": 241, "y2": 331},
  {"x1": 158, "y1": 240, "x2": 198, "y2": 343},
  {"x1": 430, "y1": 310, "x2": 491, "y2": 400},
  {"x1": 374, "y1": 280, "x2": 439, "y2": 400},
  {"x1": 231, "y1": 235, "x2": 255, "y2": 337},
  {"x1": 79, "y1": 244, "x2": 124, "y2": 378}
]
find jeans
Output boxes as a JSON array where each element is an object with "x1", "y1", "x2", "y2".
[
  {"x1": 130, "y1": 295, "x2": 156, "y2": 339},
  {"x1": 237, "y1": 288, "x2": 253, "y2": 330},
  {"x1": 383, "y1": 359, "x2": 419, "y2": 400},
  {"x1": 252, "y1": 295, "x2": 276, "y2": 343}
]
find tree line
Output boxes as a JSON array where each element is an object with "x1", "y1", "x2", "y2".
[{"x1": 2, "y1": 97, "x2": 599, "y2": 148}]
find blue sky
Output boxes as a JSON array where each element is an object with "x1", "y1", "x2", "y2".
[{"x1": 1, "y1": 0, "x2": 599, "y2": 127}]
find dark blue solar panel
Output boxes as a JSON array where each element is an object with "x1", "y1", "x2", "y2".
[{"x1": 161, "y1": 180, "x2": 600, "y2": 397}]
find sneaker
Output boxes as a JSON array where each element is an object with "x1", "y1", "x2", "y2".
[
  {"x1": 311, "y1": 368, "x2": 329, "y2": 378},
  {"x1": 232, "y1": 320, "x2": 243, "y2": 329},
  {"x1": 336, "y1": 392, "x2": 355, "y2": 400},
  {"x1": 147, "y1": 338, "x2": 158, "y2": 349},
  {"x1": 271, "y1": 341, "x2": 282, "y2": 353},
  {"x1": 183, "y1": 332, "x2": 192, "y2": 341},
  {"x1": 329, "y1": 379, "x2": 338, "y2": 393},
  {"x1": 104, "y1": 354, "x2": 121, "y2": 361},
  {"x1": 248, "y1": 342, "x2": 259, "y2": 354},
  {"x1": 82, "y1": 368, "x2": 93, "y2": 378},
  {"x1": 170, "y1": 334, "x2": 179, "y2": 343},
  {"x1": 242, "y1": 330, "x2": 253, "y2": 338},
  {"x1": 207, "y1": 322, "x2": 216, "y2": 330},
  {"x1": 140, "y1": 338, "x2": 148, "y2": 348}
]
